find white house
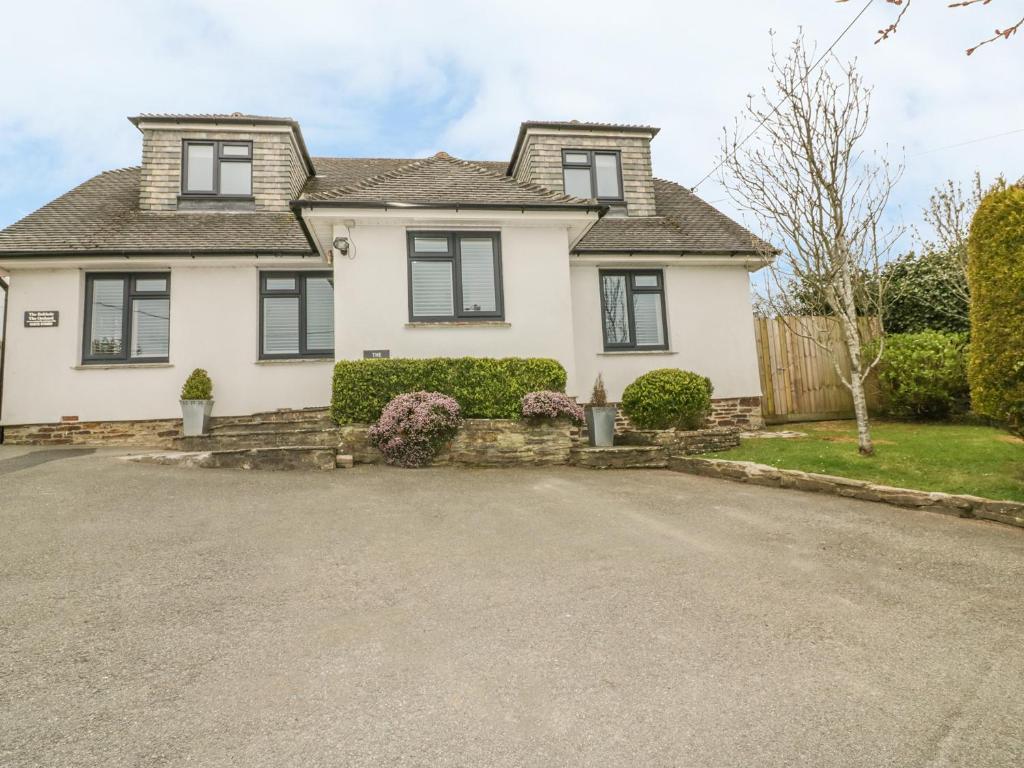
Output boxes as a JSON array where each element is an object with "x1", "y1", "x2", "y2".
[{"x1": 0, "y1": 114, "x2": 767, "y2": 443}]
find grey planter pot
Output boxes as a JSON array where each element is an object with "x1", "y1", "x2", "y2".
[
  {"x1": 181, "y1": 399, "x2": 214, "y2": 437},
  {"x1": 586, "y1": 406, "x2": 618, "y2": 448}
]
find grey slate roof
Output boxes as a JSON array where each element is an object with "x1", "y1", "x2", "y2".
[
  {"x1": 297, "y1": 153, "x2": 598, "y2": 209},
  {"x1": 0, "y1": 168, "x2": 313, "y2": 256},
  {"x1": 0, "y1": 153, "x2": 765, "y2": 257},
  {"x1": 572, "y1": 178, "x2": 768, "y2": 254}
]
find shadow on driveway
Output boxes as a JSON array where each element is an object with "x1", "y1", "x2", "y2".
[{"x1": 0, "y1": 447, "x2": 96, "y2": 476}]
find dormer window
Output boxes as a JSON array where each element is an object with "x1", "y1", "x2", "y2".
[
  {"x1": 182, "y1": 140, "x2": 252, "y2": 196},
  {"x1": 562, "y1": 149, "x2": 622, "y2": 201}
]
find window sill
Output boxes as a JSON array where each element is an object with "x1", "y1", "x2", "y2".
[
  {"x1": 598, "y1": 350, "x2": 677, "y2": 356},
  {"x1": 405, "y1": 321, "x2": 511, "y2": 328},
  {"x1": 177, "y1": 194, "x2": 255, "y2": 202},
  {"x1": 255, "y1": 357, "x2": 334, "y2": 365},
  {"x1": 73, "y1": 362, "x2": 174, "y2": 370}
]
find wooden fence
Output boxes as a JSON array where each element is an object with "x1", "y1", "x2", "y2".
[{"x1": 754, "y1": 316, "x2": 881, "y2": 424}]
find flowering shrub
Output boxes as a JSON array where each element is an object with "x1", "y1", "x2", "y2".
[
  {"x1": 521, "y1": 391, "x2": 585, "y2": 423},
  {"x1": 367, "y1": 391, "x2": 462, "y2": 467}
]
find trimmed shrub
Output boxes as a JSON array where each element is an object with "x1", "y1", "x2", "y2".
[
  {"x1": 620, "y1": 369, "x2": 713, "y2": 430},
  {"x1": 181, "y1": 368, "x2": 213, "y2": 400},
  {"x1": 868, "y1": 332, "x2": 969, "y2": 419},
  {"x1": 521, "y1": 391, "x2": 585, "y2": 423},
  {"x1": 967, "y1": 185, "x2": 1024, "y2": 434},
  {"x1": 368, "y1": 392, "x2": 462, "y2": 467},
  {"x1": 331, "y1": 357, "x2": 567, "y2": 424}
]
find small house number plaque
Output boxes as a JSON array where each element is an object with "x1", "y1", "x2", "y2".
[
  {"x1": 24, "y1": 311, "x2": 59, "y2": 328},
  {"x1": 363, "y1": 349, "x2": 390, "y2": 359}
]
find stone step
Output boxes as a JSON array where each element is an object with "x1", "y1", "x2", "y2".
[
  {"x1": 173, "y1": 427, "x2": 340, "y2": 452},
  {"x1": 127, "y1": 446, "x2": 336, "y2": 471},
  {"x1": 570, "y1": 445, "x2": 667, "y2": 469},
  {"x1": 210, "y1": 408, "x2": 333, "y2": 429},
  {"x1": 209, "y1": 418, "x2": 336, "y2": 435}
]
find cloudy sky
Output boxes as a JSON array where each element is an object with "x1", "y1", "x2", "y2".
[{"x1": 1, "y1": 0, "x2": 1022, "y2": 246}]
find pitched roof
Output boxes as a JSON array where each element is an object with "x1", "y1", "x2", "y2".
[
  {"x1": 0, "y1": 168, "x2": 313, "y2": 256},
  {"x1": 573, "y1": 178, "x2": 768, "y2": 254},
  {"x1": 296, "y1": 152, "x2": 599, "y2": 210},
  {"x1": 0, "y1": 152, "x2": 766, "y2": 258}
]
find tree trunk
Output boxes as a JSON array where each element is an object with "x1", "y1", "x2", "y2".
[
  {"x1": 835, "y1": 259, "x2": 875, "y2": 456},
  {"x1": 849, "y1": 371, "x2": 874, "y2": 456},
  {"x1": 837, "y1": 314, "x2": 874, "y2": 456}
]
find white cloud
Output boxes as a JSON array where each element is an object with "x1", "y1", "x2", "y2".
[{"x1": 0, "y1": 0, "x2": 1021, "y2": 238}]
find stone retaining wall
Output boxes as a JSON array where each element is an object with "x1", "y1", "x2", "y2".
[
  {"x1": 611, "y1": 397, "x2": 763, "y2": 434},
  {"x1": 668, "y1": 456, "x2": 1024, "y2": 530},
  {"x1": 616, "y1": 426, "x2": 740, "y2": 455},
  {"x1": 340, "y1": 419, "x2": 577, "y2": 467},
  {"x1": 4, "y1": 416, "x2": 182, "y2": 448}
]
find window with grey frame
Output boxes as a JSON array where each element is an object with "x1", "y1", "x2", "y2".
[
  {"x1": 82, "y1": 273, "x2": 170, "y2": 364},
  {"x1": 260, "y1": 272, "x2": 334, "y2": 359},
  {"x1": 407, "y1": 232, "x2": 503, "y2": 322},
  {"x1": 562, "y1": 149, "x2": 623, "y2": 201},
  {"x1": 599, "y1": 270, "x2": 668, "y2": 351},
  {"x1": 182, "y1": 140, "x2": 253, "y2": 196}
]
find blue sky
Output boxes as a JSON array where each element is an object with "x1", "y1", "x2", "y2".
[{"x1": 1, "y1": 0, "x2": 1022, "y2": 246}]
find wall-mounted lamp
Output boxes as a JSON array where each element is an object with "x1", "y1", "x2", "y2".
[{"x1": 333, "y1": 236, "x2": 355, "y2": 260}]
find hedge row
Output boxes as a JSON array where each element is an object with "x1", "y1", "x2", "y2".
[
  {"x1": 967, "y1": 185, "x2": 1024, "y2": 434},
  {"x1": 331, "y1": 357, "x2": 567, "y2": 423}
]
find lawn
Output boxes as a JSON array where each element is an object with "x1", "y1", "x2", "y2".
[{"x1": 718, "y1": 420, "x2": 1024, "y2": 502}]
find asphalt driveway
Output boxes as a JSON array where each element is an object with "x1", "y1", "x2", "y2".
[{"x1": 1, "y1": 446, "x2": 1021, "y2": 767}]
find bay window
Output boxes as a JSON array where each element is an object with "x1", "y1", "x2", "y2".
[
  {"x1": 259, "y1": 272, "x2": 334, "y2": 359},
  {"x1": 83, "y1": 273, "x2": 170, "y2": 364},
  {"x1": 600, "y1": 270, "x2": 668, "y2": 351},
  {"x1": 407, "y1": 232, "x2": 503, "y2": 322}
]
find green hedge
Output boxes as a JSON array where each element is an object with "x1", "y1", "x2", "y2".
[
  {"x1": 331, "y1": 357, "x2": 567, "y2": 423},
  {"x1": 968, "y1": 185, "x2": 1024, "y2": 434},
  {"x1": 868, "y1": 332, "x2": 969, "y2": 420},
  {"x1": 621, "y1": 368, "x2": 713, "y2": 430}
]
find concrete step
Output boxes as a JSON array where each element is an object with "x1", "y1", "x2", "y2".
[
  {"x1": 174, "y1": 427, "x2": 340, "y2": 452},
  {"x1": 571, "y1": 445, "x2": 667, "y2": 469},
  {"x1": 127, "y1": 446, "x2": 336, "y2": 471}
]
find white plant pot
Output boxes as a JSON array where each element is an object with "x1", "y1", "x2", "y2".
[
  {"x1": 586, "y1": 406, "x2": 618, "y2": 447},
  {"x1": 181, "y1": 399, "x2": 214, "y2": 437}
]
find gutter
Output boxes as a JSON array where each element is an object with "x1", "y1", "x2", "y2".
[
  {"x1": 0, "y1": 248, "x2": 317, "y2": 259},
  {"x1": 0, "y1": 276, "x2": 7, "y2": 441},
  {"x1": 290, "y1": 199, "x2": 607, "y2": 214},
  {"x1": 571, "y1": 247, "x2": 764, "y2": 256}
]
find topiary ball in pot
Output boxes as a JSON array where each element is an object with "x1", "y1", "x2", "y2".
[
  {"x1": 621, "y1": 368, "x2": 713, "y2": 430},
  {"x1": 180, "y1": 368, "x2": 214, "y2": 436}
]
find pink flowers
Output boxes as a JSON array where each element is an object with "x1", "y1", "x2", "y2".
[
  {"x1": 368, "y1": 391, "x2": 462, "y2": 467},
  {"x1": 521, "y1": 391, "x2": 585, "y2": 423}
]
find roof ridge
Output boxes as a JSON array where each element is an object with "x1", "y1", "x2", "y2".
[
  {"x1": 433, "y1": 152, "x2": 588, "y2": 203},
  {"x1": 304, "y1": 156, "x2": 438, "y2": 201},
  {"x1": 302, "y1": 152, "x2": 593, "y2": 206}
]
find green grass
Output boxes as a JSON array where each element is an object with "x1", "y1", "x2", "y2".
[{"x1": 717, "y1": 420, "x2": 1024, "y2": 502}]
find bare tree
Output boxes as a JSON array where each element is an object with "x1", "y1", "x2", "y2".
[
  {"x1": 719, "y1": 33, "x2": 903, "y2": 455},
  {"x1": 839, "y1": 0, "x2": 1024, "y2": 55}
]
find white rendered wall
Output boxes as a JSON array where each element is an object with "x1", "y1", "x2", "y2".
[
  {"x1": 569, "y1": 262, "x2": 763, "y2": 402},
  {"x1": 332, "y1": 224, "x2": 577, "y2": 381},
  {"x1": 1, "y1": 264, "x2": 333, "y2": 425}
]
